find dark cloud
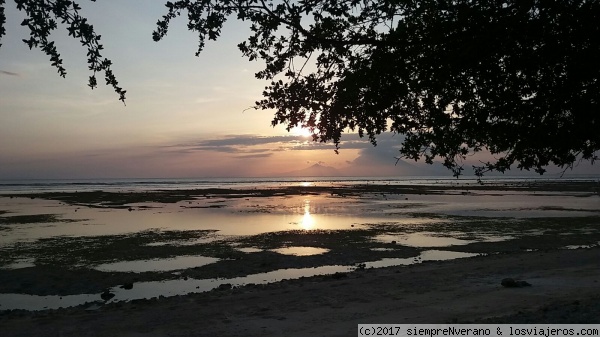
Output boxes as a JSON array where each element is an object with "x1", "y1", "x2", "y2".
[
  {"x1": 163, "y1": 133, "x2": 406, "y2": 159},
  {"x1": 164, "y1": 134, "x2": 314, "y2": 155},
  {"x1": 187, "y1": 135, "x2": 308, "y2": 147},
  {"x1": 0, "y1": 70, "x2": 20, "y2": 77},
  {"x1": 174, "y1": 133, "x2": 403, "y2": 151},
  {"x1": 187, "y1": 146, "x2": 240, "y2": 153},
  {"x1": 184, "y1": 146, "x2": 273, "y2": 154},
  {"x1": 234, "y1": 153, "x2": 273, "y2": 159}
]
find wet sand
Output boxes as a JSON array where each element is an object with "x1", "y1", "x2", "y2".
[{"x1": 1, "y1": 247, "x2": 599, "y2": 336}]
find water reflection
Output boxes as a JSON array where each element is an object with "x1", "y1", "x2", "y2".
[
  {"x1": 271, "y1": 246, "x2": 329, "y2": 256},
  {"x1": 95, "y1": 255, "x2": 219, "y2": 273},
  {"x1": 0, "y1": 249, "x2": 478, "y2": 311},
  {"x1": 375, "y1": 232, "x2": 513, "y2": 247},
  {"x1": 301, "y1": 199, "x2": 314, "y2": 230},
  {"x1": 0, "y1": 259, "x2": 35, "y2": 270},
  {"x1": 364, "y1": 250, "x2": 478, "y2": 268},
  {"x1": 376, "y1": 233, "x2": 475, "y2": 247},
  {"x1": 237, "y1": 247, "x2": 263, "y2": 253}
]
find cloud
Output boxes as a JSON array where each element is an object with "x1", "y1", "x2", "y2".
[
  {"x1": 0, "y1": 132, "x2": 434, "y2": 179},
  {"x1": 234, "y1": 153, "x2": 273, "y2": 159},
  {"x1": 287, "y1": 132, "x2": 406, "y2": 151},
  {"x1": 163, "y1": 132, "x2": 406, "y2": 156},
  {"x1": 343, "y1": 146, "x2": 418, "y2": 176},
  {"x1": 160, "y1": 133, "x2": 410, "y2": 172},
  {"x1": 337, "y1": 134, "x2": 453, "y2": 176},
  {"x1": 188, "y1": 135, "x2": 308, "y2": 147},
  {"x1": 163, "y1": 134, "x2": 320, "y2": 156},
  {"x1": 182, "y1": 146, "x2": 274, "y2": 154},
  {"x1": 0, "y1": 70, "x2": 20, "y2": 77}
]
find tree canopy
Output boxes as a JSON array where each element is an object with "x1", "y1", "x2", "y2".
[{"x1": 1, "y1": 0, "x2": 599, "y2": 176}]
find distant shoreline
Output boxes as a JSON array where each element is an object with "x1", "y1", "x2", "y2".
[
  {"x1": 2, "y1": 179, "x2": 599, "y2": 206},
  {"x1": 1, "y1": 175, "x2": 599, "y2": 194}
]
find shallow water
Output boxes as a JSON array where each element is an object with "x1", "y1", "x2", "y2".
[
  {"x1": 375, "y1": 233, "x2": 475, "y2": 247},
  {"x1": 271, "y1": 246, "x2": 330, "y2": 256},
  {"x1": 379, "y1": 191, "x2": 600, "y2": 218},
  {"x1": 2, "y1": 189, "x2": 598, "y2": 246},
  {"x1": 95, "y1": 255, "x2": 220, "y2": 273},
  {"x1": 0, "y1": 196, "x2": 429, "y2": 244},
  {"x1": 1, "y1": 180, "x2": 599, "y2": 311},
  {"x1": 363, "y1": 250, "x2": 478, "y2": 268},
  {"x1": 0, "y1": 258, "x2": 35, "y2": 270},
  {"x1": 0, "y1": 249, "x2": 477, "y2": 311},
  {"x1": 374, "y1": 232, "x2": 514, "y2": 247}
]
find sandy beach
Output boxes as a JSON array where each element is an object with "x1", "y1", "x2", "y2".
[{"x1": 1, "y1": 180, "x2": 599, "y2": 335}]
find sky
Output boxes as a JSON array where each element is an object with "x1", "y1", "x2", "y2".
[{"x1": 0, "y1": 1, "x2": 598, "y2": 179}]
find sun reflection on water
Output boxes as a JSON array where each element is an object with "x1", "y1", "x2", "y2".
[{"x1": 301, "y1": 199, "x2": 315, "y2": 230}]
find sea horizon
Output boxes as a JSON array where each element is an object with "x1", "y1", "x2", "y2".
[{"x1": 1, "y1": 174, "x2": 600, "y2": 194}]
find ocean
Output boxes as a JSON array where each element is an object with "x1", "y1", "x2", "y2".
[{"x1": 1, "y1": 175, "x2": 599, "y2": 194}]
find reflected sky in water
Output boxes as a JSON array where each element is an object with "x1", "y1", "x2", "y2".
[
  {"x1": 301, "y1": 199, "x2": 315, "y2": 230},
  {"x1": 0, "y1": 180, "x2": 599, "y2": 311},
  {"x1": 271, "y1": 246, "x2": 329, "y2": 256},
  {"x1": 1, "y1": 186, "x2": 599, "y2": 246},
  {"x1": 0, "y1": 249, "x2": 477, "y2": 311},
  {"x1": 95, "y1": 255, "x2": 220, "y2": 273}
]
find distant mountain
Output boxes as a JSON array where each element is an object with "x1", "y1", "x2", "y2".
[{"x1": 282, "y1": 163, "x2": 342, "y2": 177}]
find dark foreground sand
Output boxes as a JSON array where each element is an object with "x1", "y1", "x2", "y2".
[{"x1": 2, "y1": 247, "x2": 599, "y2": 336}]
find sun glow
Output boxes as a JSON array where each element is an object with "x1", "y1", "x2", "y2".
[{"x1": 291, "y1": 126, "x2": 312, "y2": 137}]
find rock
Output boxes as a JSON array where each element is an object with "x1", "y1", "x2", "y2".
[
  {"x1": 501, "y1": 278, "x2": 532, "y2": 288},
  {"x1": 517, "y1": 280, "x2": 532, "y2": 287},
  {"x1": 332, "y1": 272, "x2": 348, "y2": 279},
  {"x1": 100, "y1": 290, "x2": 115, "y2": 301},
  {"x1": 120, "y1": 283, "x2": 133, "y2": 290},
  {"x1": 501, "y1": 278, "x2": 517, "y2": 287},
  {"x1": 217, "y1": 283, "x2": 232, "y2": 291},
  {"x1": 501, "y1": 278, "x2": 516, "y2": 287}
]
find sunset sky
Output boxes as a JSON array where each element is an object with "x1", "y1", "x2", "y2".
[{"x1": 0, "y1": 1, "x2": 597, "y2": 179}]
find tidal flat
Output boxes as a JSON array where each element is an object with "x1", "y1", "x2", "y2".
[{"x1": 1, "y1": 180, "x2": 599, "y2": 331}]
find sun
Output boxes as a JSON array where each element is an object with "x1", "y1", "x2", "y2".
[{"x1": 291, "y1": 126, "x2": 312, "y2": 137}]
